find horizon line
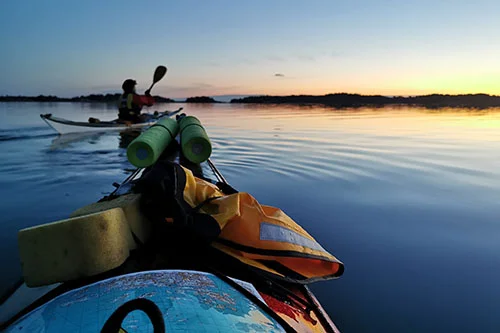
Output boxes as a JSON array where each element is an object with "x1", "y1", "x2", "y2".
[{"x1": 2, "y1": 91, "x2": 500, "y2": 100}]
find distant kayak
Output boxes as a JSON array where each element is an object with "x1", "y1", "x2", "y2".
[{"x1": 40, "y1": 108, "x2": 183, "y2": 134}]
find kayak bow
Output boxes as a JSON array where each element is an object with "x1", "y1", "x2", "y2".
[{"x1": 2, "y1": 113, "x2": 343, "y2": 333}]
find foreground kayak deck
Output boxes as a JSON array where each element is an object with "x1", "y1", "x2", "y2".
[
  {"x1": 5, "y1": 270, "x2": 289, "y2": 332},
  {"x1": 1, "y1": 130, "x2": 341, "y2": 332}
]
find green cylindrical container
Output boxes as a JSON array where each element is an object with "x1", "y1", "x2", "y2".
[
  {"x1": 178, "y1": 116, "x2": 212, "y2": 164},
  {"x1": 127, "y1": 117, "x2": 179, "y2": 167}
]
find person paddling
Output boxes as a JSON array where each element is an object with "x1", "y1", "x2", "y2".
[{"x1": 117, "y1": 79, "x2": 155, "y2": 123}]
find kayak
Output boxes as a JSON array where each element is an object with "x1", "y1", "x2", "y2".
[
  {"x1": 40, "y1": 108, "x2": 184, "y2": 135},
  {"x1": 1, "y1": 113, "x2": 344, "y2": 332}
]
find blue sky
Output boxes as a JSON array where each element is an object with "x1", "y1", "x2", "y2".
[{"x1": 1, "y1": 0, "x2": 499, "y2": 98}]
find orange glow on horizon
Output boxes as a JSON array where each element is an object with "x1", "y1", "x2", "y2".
[
  {"x1": 162, "y1": 85, "x2": 500, "y2": 99},
  {"x1": 159, "y1": 73, "x2": 500, "y2": 98}
]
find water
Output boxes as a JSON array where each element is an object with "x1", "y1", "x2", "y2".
[{"x1": 1, "y1": 102, "x2": 499, "y2": 332}]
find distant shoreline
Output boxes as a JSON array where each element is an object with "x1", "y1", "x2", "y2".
[
  {"x1": 2, "y1": 93, "x2": 500, "y2": 108},
  {"x1": 230, "y1": 93, "x2": 500, "y2": 109},
  {"x1": 0, "y1": 94, "x2": 222, "y2": 104},
  {"x1": 0, "y1": 94, "x2": 175, "y2": 103}
]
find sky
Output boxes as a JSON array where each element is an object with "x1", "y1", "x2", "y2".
[{"x1": 1, "y1": 0, "x2": 499, "y2": 98}]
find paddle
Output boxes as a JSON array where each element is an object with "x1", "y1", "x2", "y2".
[
  {"x1": 159, "y1": 107, "x2": 183, "y2": 118},
  {"x1": 145, "y1": 65, "x2": 167, "y2": 95}
]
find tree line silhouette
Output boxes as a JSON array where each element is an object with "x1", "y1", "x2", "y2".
[
  {"x1": 230, "y1": 93, "x2": 500, "y2": 108},
  {"x1": 0, "y1": 94, "x2": 175, "y2": 103},
  {"x1": 3, "y1": 93, "x2": 500, "y2": 108}
]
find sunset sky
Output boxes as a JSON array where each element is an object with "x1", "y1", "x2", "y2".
[{"x1": 1, "y1": 0, "x2": 499, "y2": 98}]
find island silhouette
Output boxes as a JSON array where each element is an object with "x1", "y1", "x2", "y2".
[
  {"x1": 2, "y1": 93, "x2": 500, "y2": 108},
  {"x1": 185, "y1": 96, "x2": 221, "y2": 103},
  {"x1": 230, "y1": 93, "x2": 500, "y2": 109}
]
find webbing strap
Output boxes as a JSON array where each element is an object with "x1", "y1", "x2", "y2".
[{"x1": 191, "y1": 196, "x2": 222, "y2": 213}]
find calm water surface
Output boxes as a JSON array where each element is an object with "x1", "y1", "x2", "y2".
[{"x1": 1, "y1": 102, "x2": 499, "y2": 332}]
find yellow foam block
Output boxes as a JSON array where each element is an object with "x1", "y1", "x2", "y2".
[
  {"x1": 18, "y1": 208, "x2": 134, "y2": 287},
  {"x1": 70, "y1": 193, "x2": 151, "y2": 248}
]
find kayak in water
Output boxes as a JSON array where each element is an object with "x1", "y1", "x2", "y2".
[
  {"x1": 40, "y1": 107, "x2": 183, "y2": 135},
  {"x1": 39, "y1": 65, "x2": 176, "y2": 136},
  {"x1": 1, "y1": 113, "x2": 344, "y2": 332}
]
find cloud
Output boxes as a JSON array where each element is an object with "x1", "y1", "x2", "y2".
[
  {"x1": 205, "y1": 61, "x2": 222, "y2": 67},
  {"x1": 329, "y1": 51, "x2": 343, "y2": 58},
  {"x1": 296, "y1": 54, "x2": 316, "y2": 62},
  {"x1": 241, "y1": 58, "x2": 257, "y2": 65},
  {"x1": 189, "y1": 83, "x2": 214, "y2": 89},
  {"x1": 266, "y1": 55, "x2": 286, "y2": 62},
  {"x1": 86, "y1": 82, "x2": 243, "y2": 99},
  {"x1": 274, "y1": 73, "x2": 285, "y2": 77},
  {"x1": 155, "y1": 83, "x2": 243, "y2": 98},
  {"x1": 89, "y1": 84, "x2": 121, "y2": 92}
]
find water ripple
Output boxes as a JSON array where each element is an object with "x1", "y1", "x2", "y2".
[
  {"x1": 2, "y1": 103, "x2": 500, "y2": 333},
  {"x1": 208, "y1": 125, "x2": 500, "y2": 190}
]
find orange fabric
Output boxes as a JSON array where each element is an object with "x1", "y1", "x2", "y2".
[
  {"x1": 178, "y1": 166, "x2": 344, "y2": 282},
  {"x1": 212, "y1": 242, "x2": 285, "y2": 278},
  {"x1": 274, "y1": 257, "x2": 342, "y2": 279},
  {"x1": 213, "y1": 244, "x2": 342, "y2": 279}
]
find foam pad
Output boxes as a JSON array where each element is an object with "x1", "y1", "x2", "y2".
[
  {"x1": 70, "y1": 193, "x2": 151, "y2": 247},
  {"x1": 18, "y1": 208, "x2": 133, "y2": 287}
]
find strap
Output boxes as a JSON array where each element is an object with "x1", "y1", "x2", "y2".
[
  {"x1": 216, "y1": 181, "x2": 238, "y2": 195},
  {"x1": 100, "y1": 298, "x2": 165, "y2": 333},
  {"x1": 191, "y1": 196, "x2": 221, "y2": 213}
]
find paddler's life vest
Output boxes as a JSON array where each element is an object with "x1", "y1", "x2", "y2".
[
  {"x1": 135, "y1": 161, "x2": 344, "y2": 284},
  {"x1": 118, "y1": 93, "x2": 142, "y2": 120}
]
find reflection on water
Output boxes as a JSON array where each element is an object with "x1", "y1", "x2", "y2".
[
  {"x1": 118, "y1": 130, "x2": 141, "y2": 149},
  {"x1": 48, "y1": 130, "x2": 142, "y2": 151},
  {"x1": 49, "y1": 132, "x2": 107, "y2": 150},
  {"x1": 1, "y1": 102, "x2": 500, "y2": 333}
]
